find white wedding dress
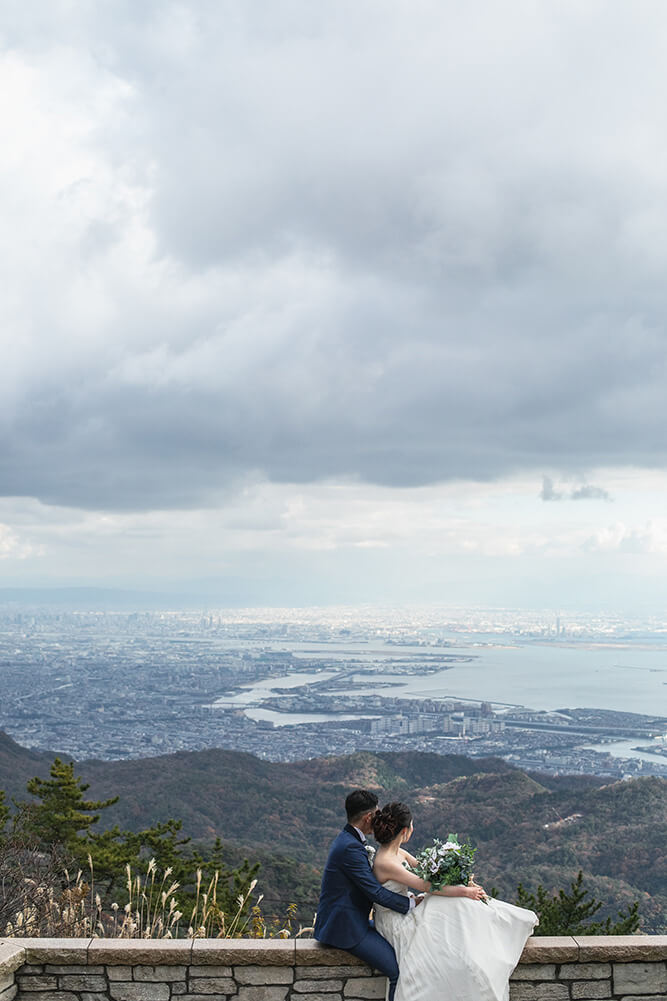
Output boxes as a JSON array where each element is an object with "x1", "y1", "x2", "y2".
[{"x1": 374, "y1": 875, "x2": 538, "y2": 1001}]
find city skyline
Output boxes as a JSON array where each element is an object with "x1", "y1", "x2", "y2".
[
  {"x1": 3, "y1": 3, "x2": 667, "y2": 611},
  {"x1": 2, "y1": 602, "x2": 666, "y2": 778}
]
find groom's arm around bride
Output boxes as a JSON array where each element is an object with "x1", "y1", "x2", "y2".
[{"x1": 314, "y1": 790, "x2": 414, "y2": 1001}]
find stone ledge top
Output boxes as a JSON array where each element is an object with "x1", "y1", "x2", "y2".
[
  {"x1": 519, "y1": 937, "x2": 579, "y2": 963},
  {"x1": 295, "y1": 940, "x2": 366, "y2": 967},
  {"x1": 0, "y1": 941, "x2": 26, "y2": 977},
  {"x1": 16, "y1": 939, "x2": 92, "y2": 966},
  {"x1": 574, "y1": 935, "x2": 667, "y2": 961},
  {"x1": 191, "y1": 939, "x2": 295, "y2": 966},
  {"x1": 88, "y1": 939, "x2": 194, "y2": 965},
  {"x1": 1, "y1": 935, "x2": 665, "y2": 968}
]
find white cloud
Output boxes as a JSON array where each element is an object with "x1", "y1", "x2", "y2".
[
  {"x1": 0, "y1": 522, "x2": 39, "y2": 560},
  {"x1": 582, "y1": 520, "x2": 667, "y2": 555},
  {"x1": 0, "y1": 468, "x2": 661, "y2": 572}
]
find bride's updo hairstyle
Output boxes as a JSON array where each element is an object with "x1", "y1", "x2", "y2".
[{"x1": 372, "y1": 802, "x2": 412, "y2": 844}]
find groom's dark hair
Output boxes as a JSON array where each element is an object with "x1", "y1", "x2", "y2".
[{"x1": 345, "y1": 789, "x2": 378, "y2": 822}]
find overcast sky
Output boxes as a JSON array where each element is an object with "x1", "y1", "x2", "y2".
[{"x1": 2, "y1": 0, "x2": 667, "y2": 611}]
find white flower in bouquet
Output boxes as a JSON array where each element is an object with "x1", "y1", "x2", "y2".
[{"x1": 412, "y1": 834, "x2": 486, "y2": 901}]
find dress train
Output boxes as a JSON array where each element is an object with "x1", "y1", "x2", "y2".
[{"x1": 374, "y1": 878, "x2": 538, "y2": 1001}]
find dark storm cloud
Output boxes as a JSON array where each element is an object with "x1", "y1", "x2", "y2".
[{"x1": 3, "y1": 1, "x2": 667, "y2": 510}]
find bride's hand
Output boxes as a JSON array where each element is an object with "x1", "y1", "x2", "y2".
[{"x1": 462, "y1": 884, "x2": 487, "y2": 901}]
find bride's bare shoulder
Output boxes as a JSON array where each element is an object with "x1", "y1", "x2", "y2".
[
  {"x1": 372, "y1": 849, "x2": 393, "y2": 881},
  {"x1": 374, "y1": 851, "x2": 428, "y2": 892}
]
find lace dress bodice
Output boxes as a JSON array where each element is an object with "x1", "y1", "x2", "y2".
[{"x1": 380, "y1": 878, "x2": 410, "y2": 897}]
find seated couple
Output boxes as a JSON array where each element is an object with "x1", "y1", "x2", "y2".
[{"x1": 314, "y1": 790, "x2": 537, "y2": 1001}]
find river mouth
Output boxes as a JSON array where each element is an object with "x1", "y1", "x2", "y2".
[
  {"x1": 583, "y1": 738, "x2": 667, "y2": 765},
  {"x1": 205, "y1": 640, "x2": 667, "y2": 769}
]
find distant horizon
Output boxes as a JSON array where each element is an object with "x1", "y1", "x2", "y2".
[{"x1": 2, "y1": 583, "x2": 667, "y2": 624}]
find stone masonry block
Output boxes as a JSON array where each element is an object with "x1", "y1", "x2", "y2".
[
  {"x1": 109, "y1": 983, "x2": 170, "y2": 1001},
  {"x1": 16, "y1": 975, "x2": 58, "y2": 990},
  {"x1": 18, "y1": 970, "x2": 44, "y2": 977},
  {"x1": 59, "y1": 976, "x2": 108, "y2": 991},
  {"x1": 80, "y1": 994, "x2": 110, "y2": 1001},
  {"x1": 614, "y1": 963, "x2": 667, "y2": 995},
  {"x1": 235, "y1": 968, "x2": 293, "y2": 986},
  {"x1": 292, "y1": 981, "x2": 342, "y2": 993},
  {"x1": 510, "y1": 964, "x2": 557, "y2": 981},
  {"x1": 236, "y1": 987, "x2": 289, "y2": 1001},
  {"x1": 172, "y1": 986, "x2": 187, "y2": 996},
  {"x1": 134, "y1": 967, "x2": 188, "y2": 983},
  {"x1": 571, "y1": 983, "x2": 613, "y2": 999},
  {"x1": 0, "y1": 978, "x2": 17, "y2": 995},
  {"x1": 189, "y1": 968, "x2": 232, "y2": 979},
  {"x1": 0, "y1": 986, "x2": 16, "y2": 1001},
  {"x1": 295, "y1": 969, "x2": 370, "y2": 981},
  {"x1": 180, "y1": 996, "x2": 236, "y2": 1001},
  {"x1": 343, "y1": 979, "x2": 386, "y2": 999},
  {"x1": 618, "y1": 997, "x2": 667, "y2": 1001},
  {"x1": 23, "y1": 994, "x2": 79, "y2": 1001},
  {"x1": 46, "y1": 967, "x2": 104, "y2": 976},
  {"x1": 509, "y1": 984, "x2": 569, "y2": 1001},
  {"x1": 107, "y1": 968, "x2": 134, "y2": 981},
  {"x1": 180, "y1": 978, "x2": 236, "y2": 994},
  {"x1": 291, "y1": 996, "x2": 343, "y2": 1001},
  {"x1": 560, "y1": 964, "x2": 611, "y2": 980}
]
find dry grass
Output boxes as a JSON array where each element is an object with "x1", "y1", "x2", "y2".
[{"x1": 3, "y1": 855, "x2": 313, "y2": 939}]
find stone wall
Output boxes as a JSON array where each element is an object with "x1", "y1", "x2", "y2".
[{"x1": 1, "y1": 937, "x2": 666, "y2": 1001}]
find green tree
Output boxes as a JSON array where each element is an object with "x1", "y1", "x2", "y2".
[
  {"x1": 515, "y1": 871, "x2": 640, "y2": 935},
  {"x1": 200, "y1": 836, "x2": 260, "y2": 918},
  {"x1": 23, "y1": 762, "x2": 199, "y2": 890},
  {"x1": 0, "y1": 790, "x2": 9, "y2": 844},
  {"x1": 16, "y1": 761, "x2": 261, "y2": 923},
  {"x1": 24, "y1": 758, "x2": 119, "y2": 851}
]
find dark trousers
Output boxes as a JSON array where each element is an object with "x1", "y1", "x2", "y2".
[{"x1": 347, "y1": 927, "x2": 400, "y2": 1001}]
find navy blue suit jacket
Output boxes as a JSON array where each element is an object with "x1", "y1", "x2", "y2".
[{"x1": 314, "y1": 824, "x2": 411, "y2": 949}]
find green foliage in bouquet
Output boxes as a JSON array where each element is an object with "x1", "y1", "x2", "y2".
[{"x1": 412, "y1": 834, "x2": 477, "y2": 891}]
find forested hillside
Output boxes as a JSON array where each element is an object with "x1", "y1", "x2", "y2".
[{"x1": 1, "y1": 731, "x2": 664, "y2": 931}]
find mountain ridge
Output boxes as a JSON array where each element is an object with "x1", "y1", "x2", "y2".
[{"x1": 0, "y1": 732, "x2": 664, "y2": 930}]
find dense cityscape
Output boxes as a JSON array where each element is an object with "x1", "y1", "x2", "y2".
[{"x1": 1, "y1": 604, "x2": 666, "y2": 779}]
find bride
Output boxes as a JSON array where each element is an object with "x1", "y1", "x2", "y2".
[{"x1": 371, "y1": 802, "x2": 538, "y2": 1001}]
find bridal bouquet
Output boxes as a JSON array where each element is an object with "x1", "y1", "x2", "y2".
[{"x1": 411, "y1": 834, "x2": 484, "y2": 896}]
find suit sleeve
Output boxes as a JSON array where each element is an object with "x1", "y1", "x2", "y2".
[{"x1": 341, "y1": 843, "x2": 411, "y2": 914}]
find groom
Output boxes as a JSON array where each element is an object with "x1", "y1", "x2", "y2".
[{"x1": 314, "y1": 789, "x2": 415, "y2": 1001}]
